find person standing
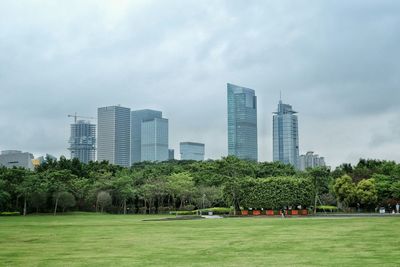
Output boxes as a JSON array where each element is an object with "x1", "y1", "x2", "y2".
[{"x1": 396, "y1": 203, "x2": 399, "y2": 214}]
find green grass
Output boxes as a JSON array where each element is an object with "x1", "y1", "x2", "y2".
[{"x1": 1, "y1": 213, "x2": 400, "y2": 266}]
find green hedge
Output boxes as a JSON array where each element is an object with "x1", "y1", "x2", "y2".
[
  {"x1": 316, "y1": 205, "x2": 338, "y2": 212},
  {"x1": 170, "y1": 207, "x2": 232, "y2": 216},
  {"x1": 239, "y1": 176, "x2": 314, "y2": 209},
  {"x1": 0, "y1": 211, "x2": 20, "y2": 216}
]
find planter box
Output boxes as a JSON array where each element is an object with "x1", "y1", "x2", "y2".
[
  {"x1": 241, "y1": 210, "x2": 249, "y2": 216},
  {"x1": 253, "y1": 210, "x2": 261, "y2": 216},
  {"x1": 266, "y1": 210, "x2": 274, "y2": 216},
  {"x1": 291, "y1": 210, "x2": 298, "y2": 215}
]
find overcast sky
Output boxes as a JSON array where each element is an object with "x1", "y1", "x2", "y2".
[{"x1": 0, "y1": 0, "x2": 399, "y2": 167}]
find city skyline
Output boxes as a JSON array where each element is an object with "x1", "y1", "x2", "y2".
[{"x1": 1, "y1": 1, "x2": 400, "y2": 167}]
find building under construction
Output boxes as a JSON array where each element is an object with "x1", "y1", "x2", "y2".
[{"x1": 68, "y1": 119, "x2": 96, "y2": 164}]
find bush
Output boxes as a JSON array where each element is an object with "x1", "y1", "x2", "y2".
[
  {"x1": 316, "y1": 205, "x2": 338, "y2": 212},
  {"x1": 239, "y1": 176, "x2": 314, "y2": 209},
  {"x1": 170, "y1": 210, "x2": 196, "y2": 215},
  {"x1": 200, "y1": 207, "x2": 232, "y2": 215},
  {"x1": 0, "y1": 211, "x2": 20, "y2": 216}
]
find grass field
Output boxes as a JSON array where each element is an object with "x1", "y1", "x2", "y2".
[{"x1": 1, "y1": 213, "x2": 400, "y2": 266}]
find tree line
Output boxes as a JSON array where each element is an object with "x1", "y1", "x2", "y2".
[{"x1": 0, "y1": 156, "x2": 399, "y2": 215}]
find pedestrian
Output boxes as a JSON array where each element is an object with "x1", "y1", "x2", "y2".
[
  {"x1": 281, "y1": 208, "x2": 285, "y2": 218},
  {"x1": 396, "y1": 203, "x2": 399, "y2": 214}
]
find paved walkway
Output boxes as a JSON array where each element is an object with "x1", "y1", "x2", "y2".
[{"x1": 314, "y1": 213, "x2": 400, "y2": 217}]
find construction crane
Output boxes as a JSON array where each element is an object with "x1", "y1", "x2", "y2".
[{"x1": 67, "y1": 112, "x2": 96, "y2": 123}]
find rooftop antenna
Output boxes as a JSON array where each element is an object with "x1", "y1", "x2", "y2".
[{"x1": 279, "y1": 90, "x2": 282, "y2": 102}]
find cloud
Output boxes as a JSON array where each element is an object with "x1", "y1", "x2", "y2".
[{"x1": 0, "y1": 0, "x2": 399, "y2": 167}]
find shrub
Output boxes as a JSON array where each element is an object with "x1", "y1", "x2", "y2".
[
  {"x1": 0, "y1": 211, "x2": 20, "y2": 216},
  {"x1": 239, "y1": 176, "x2": 314, "y2": 209},
  {"x1": 316, "y1": 205, "x2": 338, "y2": 212}
]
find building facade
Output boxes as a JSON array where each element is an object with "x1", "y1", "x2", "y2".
[
  {"x1": 0, "y1": 150, "x2": 34, "y2": 170},
  {"x1": 68, "y1": 120, "x2": 96, "y2": 164},
  {"x1": 168, "y1": 149, "x2": 175, "y2": 160},
  {"x1": 131, "y1": 109, "x2": 162, "y2": 164},
  {"x1": 180, "y1": 142, "x2": 205, "y2": 161},
  {"x1": 273, "y1": 100, "x2": 299, "y2": 168},
  {"x1": 97, "y1": 105, "x2": 131, "y2": 167},
  {"x1": 141, "y1": 117, "x2": 168, "y2": 162},
  {"x1": 299, "y1": 151, "x2": 326, "y2": 171},
  {"x1": 227, "y1": 83, "x2": 258, "y2": 161}
]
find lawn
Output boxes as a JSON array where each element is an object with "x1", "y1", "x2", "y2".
[{"x1": 1, "y1": 214, "x2": 400, "y2": 266}]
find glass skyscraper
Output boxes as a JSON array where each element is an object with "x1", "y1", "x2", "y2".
[
  {"x1": 273, "y1": 100, "x2": 299, "y2": 168},
  {"x1": 68, "y1": 120, "x2": 96, "y2": 164},
  {"x1": 131, "y1": 109, "x2": 162, "y2": 164},
  {"x1": 180, "y1": 142, "x2": 205, "y2": 161},
  {"x1": 97, "y1": 105, "x2": 131, "y2": 167},
  {"x1": 141, "y1": 117, "x2": 168, "y2": 162},
  {"x1": 227, "y1": 83, "x2": 258, "y2": 161}
]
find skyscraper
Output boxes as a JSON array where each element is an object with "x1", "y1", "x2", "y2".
[
  {"x1": 97, "y1": 105, "x2": 131, "y2": 167},
  {"x1": 227, "y1": 83, "x2": 258, "y2": 161},
  {"x1": 141, "y1": 117, "x2": 168, "y2": 162},
  {"x1": 68, "y1": 120, "x2": 96, "y2": 164},
  {"x1": 180, "y1": 142, "x2": 205, "y2": 161},
  {"x1": 273, "y1": 100, "x2": 299, "y2": 168},
  {"x1": 131, "y1": 109, "x2": 162, "y2": 164}
]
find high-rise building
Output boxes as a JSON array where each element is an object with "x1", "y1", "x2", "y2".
[
  {"x1": 299, "y1": 151, "x2": 326, "y2": 171},
  {"x1": 141, "y1": 117, "x2": 168, "y2": 162},
  {"x1": 273, "y1": 100, "x2": 299, "y2": 168},
  {"x1": 180, "y1": 142, "x2": 205, "y2": 161},
  {"x1": 68, "y1": 120, "x2": 96, "y2": 164},
  {"x1": 227, "y1": 83, "x2": 258, "y2": 161},
  {"x1": 168, "y1": 149, "x2": 175, "y2": 160},
  {"x1": 0, "y1": 150, "x2": 34, "y2": 170},
  {"x1": 131, "y1": 109, "x2": 162, "y2": 164},
  {"x1": 97, "y1": 105, "x2": 131, "y2": 167}
]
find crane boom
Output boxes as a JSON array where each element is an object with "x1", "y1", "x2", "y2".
[{"x1": 67, "y1": 112, "x2": 96, "y2": 123}]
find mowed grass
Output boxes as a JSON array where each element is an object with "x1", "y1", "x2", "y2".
[{"x1": 1, "y1": 214, "x2": 400, "y2": 267}]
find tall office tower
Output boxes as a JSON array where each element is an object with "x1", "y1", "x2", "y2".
[
  {"x1": 180, "y1": 142, "x2": 205, "y2": 161},
  {"x1": 227, "y1": 83, "x2": 258, "y2": 161},
  {"x1": 131, "y1": 109, "x2": 162, "y2": 164},
  {"x1": 273, "y1": 100, "x2": 299, "y2": 168},
  {"x1": 97, "y1": 105, "x2": 131, "y2": 167},
  {"x1": 141, "y1": 117, "x2": 168, "y2": 162},
  {"x1": 168, "y1": 149, "x2": 175, "y2": 160},
  {"x1": 299, "y1": 151, "x2": 326, "y2": 171},
  {"x1": 68, "y1": 120, "x2": 96, "y2": 164}
]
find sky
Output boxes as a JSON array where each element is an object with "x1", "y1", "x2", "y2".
[{"x1": 0, "y1": 0, "x2": 399, "y2": 168}]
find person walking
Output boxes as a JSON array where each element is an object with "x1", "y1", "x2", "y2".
[{"x1": 396, "y1": 203, "x2": 399, "y2": 214}]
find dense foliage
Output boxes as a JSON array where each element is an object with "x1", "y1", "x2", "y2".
[{"x1": 0, "y1": 156, "x2": 399, "y2": 215}]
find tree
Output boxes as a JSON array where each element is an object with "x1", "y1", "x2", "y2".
[
  {"x1": 0, "y1": 179, "x2": 10, "y2": 211},
  {"x1": 355, "y1": 179, "x2": 378, "y2": 209},
  {"x1": 29, "y1": 191, "x2": 47, "y2": 213},
  {"x1": 307, "y1": 167, "x2": 331, "y2": 214},
  {"x1": 97, "y1": 191, "x2": 112, "y2": 213},
  {"x1": 166, "y1": 172, "x2": 195, "y2": 209},
  {"x1": 16, "y1": 173, "x2": 39, "y2": 216},
  {"x1": 333, "y1": 175, "x2": 356, "y2": 209},
  {"x1": 193, "y1": 186, "x2": 223, "y2": 209},
  {"x1": 390, "y1": 181, "x2": 400, "y2": 200},
  {"x1": 58, "y1": 192, "x2": 76, "y2": 212},
  {"x1": 113, "y1": 171, "x2": 135, "y2": 214},
  {"x1": 45, "y1": 170, "x2": 76, "y2": 215}
]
